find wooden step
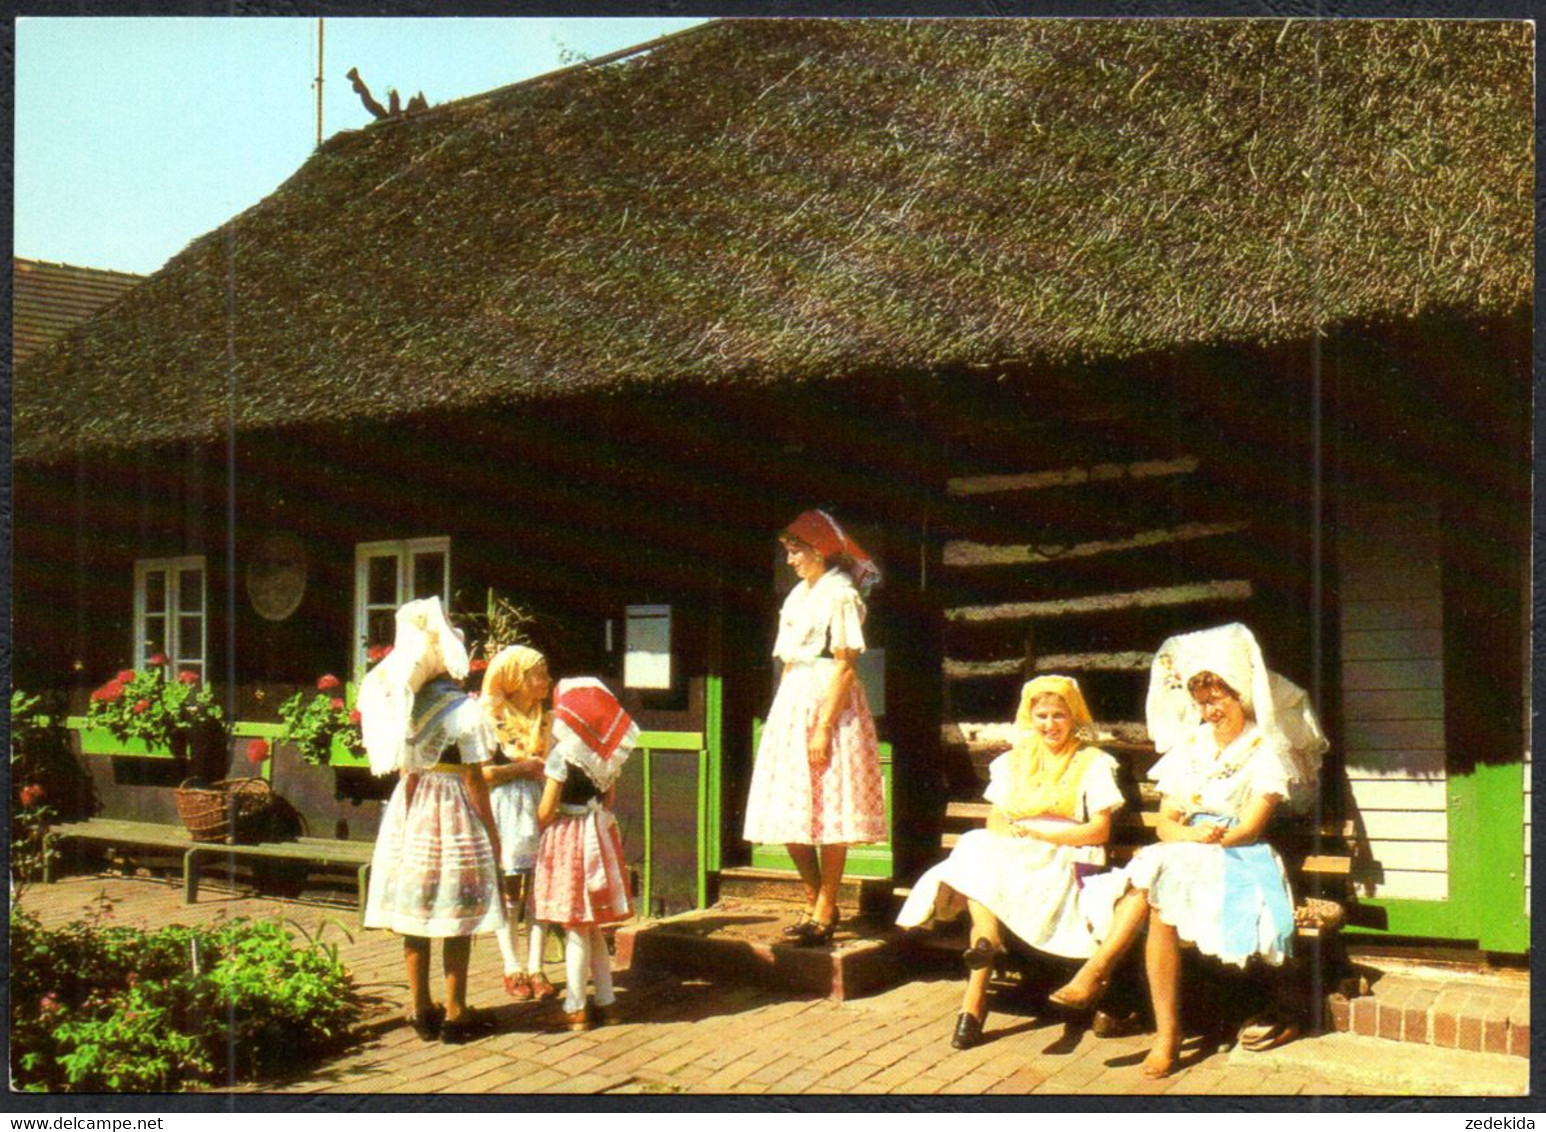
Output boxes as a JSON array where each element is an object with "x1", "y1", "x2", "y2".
[{"x1": 716, "y1": 867, "x2": 892, "y2": 918}]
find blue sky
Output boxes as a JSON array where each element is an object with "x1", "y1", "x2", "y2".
[{"x1": 15, "y1": 17, "x2": 708, "y2": 275}]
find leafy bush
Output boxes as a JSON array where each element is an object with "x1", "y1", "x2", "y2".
[
  {"x1": 85, "y1": 663, "x2": 225, "y2": 753},
  {"x1": 10, "y1": 903, "x2": 358, "y2": 1091},
  {"x1": 276, "y1": 674, "x2": 362, "y2": 766},
  {"x1": 11, "y1": 689, "x2": 93, "y2": 887}
]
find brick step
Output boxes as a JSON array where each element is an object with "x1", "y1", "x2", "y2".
[
  {"x1": 716, "y1": 867, "x2": 895, "y2": 919},
  {"x1": 1328, "y1": 964, "x2": 1529, "y2": 1059},
  {"x1": 613, "y1": 899, "x2": 911, "y2": 1002}
]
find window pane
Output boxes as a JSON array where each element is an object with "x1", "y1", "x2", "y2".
[
  {"x1": 412, "y1": 552, "x2": 445, "y2": 600},
  {"x1": 143, "y1": 571, "x2": 167, "y2": 613},
  {"x1": 368, "y1": 609, "x2": 395, "y2": 648},
  {"x1": 178, "y1": 617, "x2": 204, "y2": 661},
  {"x1": 368, "y1": 555, "x2": 398, "y2": 605},
  {"x1": 141, "y1": 615, "x2": 167, "y2": 660},
  {"x1": 178, "y1": 569, "x2": 204, "y2": 612}
]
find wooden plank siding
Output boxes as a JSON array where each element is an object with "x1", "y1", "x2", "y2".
[{"x1": 1338, "y1": 498, "x2": 1450, "y2": 903}]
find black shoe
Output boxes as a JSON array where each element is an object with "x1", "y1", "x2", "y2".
[
  {"x1": 409, "y1": 1003, "x2": 445, "y2": 1042},
  {"x1": 780, "y1": 911, "x2": 813, "y2": 939},
  {"x1": 962, "y1": 938, "x2": 999, "y2": 971},
  {"x1": 440, "y1": 1007, "x2": 497, "y2": 1044},
  {"x1": 951, "y1": 1012, "x2": 986, "y2": 1050},
  {"x1": 790, "y1": 917, "x2": 837, "y2": 947}
]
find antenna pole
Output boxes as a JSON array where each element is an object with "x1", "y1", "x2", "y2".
[{"x1": 315, "y1": 19, "x2": 324, "y2": 147}]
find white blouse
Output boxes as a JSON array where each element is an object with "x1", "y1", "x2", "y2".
[
  {"x1": 1149, "y1": 723, "x2": 1294, "y2": 821},
  {"x1": 772, "y1": 567, "x2": 867, "y2": 663}
]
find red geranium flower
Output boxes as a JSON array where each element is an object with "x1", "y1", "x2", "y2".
[
  {"x1": 367, "y1": 644, "x2": 393, "y2": 664},
  {"x1": 38, "y1": 993, "x2": 60, "y2": 1017},
  {"x1": 246, "y1": 738, "x2": 271, "y2": 765},
  {"x1": 115, "y1": 669, "x2": 136, "y2": 683},
  {"x1": 330, "y1": 697, "x2": 346, "y2": 712},
  {"x1": 132, "y1": 699, "x2": 151, "y2": 715},
  {"x1": 177, "y1": 670, "x2": 199, "y2": 685},
  {"x1": 349, "y1": 710, "x2": 362, "y2": 725},
  {"x1": 316, "y1": 673, "x2": 341, "y2": 692},
  {"x1": 469, "y1": 658, "x2": 488, "y2": 673},
  {"x1": 147, "y1": 654, "x2": 168, "y2": 667},
  {"x1": 19, "y1": 784, "x2": 44, "y2": 808}
]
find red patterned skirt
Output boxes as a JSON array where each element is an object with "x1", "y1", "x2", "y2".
[
  {"x1": 742, "y1": 659, "x2": 886, "y2": 846},
  {"x1": 534, "y1": 804, "x2": 631, "y2": 927}
]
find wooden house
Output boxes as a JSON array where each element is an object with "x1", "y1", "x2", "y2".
[{"x1": 13, "y1": 19, "x2": 1531, "y2": 949}]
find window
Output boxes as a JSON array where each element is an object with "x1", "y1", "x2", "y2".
[
  {"x1": 354, "y1": 538, "x2": 450, "y2": 673},
  {"x1": 134, "y1": 556, "x2": 207, "y2": 677},
  {"x1": 624, "y1": 604, "x2": 672, "y2": 690}
]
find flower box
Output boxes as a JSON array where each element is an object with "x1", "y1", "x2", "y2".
[
  {"x1": 328, "y1": 734, "x2": 370, "y2": 768},
  {"x1": 69, "y1": 718, "x2": 177, "y2": 759}
]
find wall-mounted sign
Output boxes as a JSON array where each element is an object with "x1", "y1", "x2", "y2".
[{"x1": 246, "y1": 532, "x2": 308, "y2": 622}]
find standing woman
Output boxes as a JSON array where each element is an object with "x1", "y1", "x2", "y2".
[
  {"x1": 1050, "y1": 623, "x2": 1327, "y2": 1078},
  {"x1": 742, "y1": 509, "x2": 886, "y2": 946},
  {"x1": 480, "y1": 644, "x2": 559, "y2": 1002},
  {"x1": 358, "y1": 597, "x2": 505, "y2": 1044}
]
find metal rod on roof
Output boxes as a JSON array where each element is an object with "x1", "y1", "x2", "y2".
[{"x1": 315, "y1": 19, "x2": 324, "y2": 148}]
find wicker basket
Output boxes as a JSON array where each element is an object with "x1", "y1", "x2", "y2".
[{"x1": 174, "y1": 777, "x2": 273, "y2": 844}]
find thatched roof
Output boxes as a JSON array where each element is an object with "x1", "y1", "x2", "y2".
[{"x1": 15, "y1": 18, "x2": 1532, "y2": 461}]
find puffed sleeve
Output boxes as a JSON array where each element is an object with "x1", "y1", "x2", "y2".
[
  {"x1": 544, "y1": 745, "x2": 569, "y2": 782},
  {"x1": 1079, "y1": 750, "x2": 1126, "y2": 817},
  {"x1": 452, "y1": 699, "x2": 495, "y2": 765},
  {"x1": 1245, "y1": 736, "x2": 1294, "y2": 805},
  {"x1": 826, "y1": 583, "x2": 867, "y2": 654},
  {"x1": 982, "y1": 751, "x2": 1012, "y2": 807},
  {"x1": 1148, "y1": 738, "x2": 1200, "y2": 808}
]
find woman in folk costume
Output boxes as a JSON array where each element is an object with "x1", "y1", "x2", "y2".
[
  {"x1": 534, "y1": 677, "x2": 639, "y2": 1032},
  {"x1": 1051, "y1": 623, "x2": 1328, "y2": 1079},
  {"x1": 480, "y1": 645, "x2": 559, "y2": 1002},
  {"x1": 897, "y1": 676, "x2": 1124, "y2": 1050},
  {"x1": 742, "y1": 509, "x2": 886, "y2": 947},
  {"x1": 359, "y1": 597, "x2": 506, "y2": 1044}
]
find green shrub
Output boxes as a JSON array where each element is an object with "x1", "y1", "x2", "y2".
[{"x1": 10, "y1": 905, "x2": 358, "y2": 1092}]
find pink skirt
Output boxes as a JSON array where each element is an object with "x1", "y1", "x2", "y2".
[
  {"x1": 364, "y1": 771, "x2": 505, "y2": 938},
  {"x1": 534, "y1": 805, "x2": 632, "y2": 927},
  {"x1": 742, "y1": 660, "x2": 886, "y2": 846}
]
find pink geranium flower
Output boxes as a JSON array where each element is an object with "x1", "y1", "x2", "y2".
[
  {"x1": 177, "y1": 670, "x2": 199, "y2": 685},
  {"x1": 329, "y1": 697, "x2": 346, "y2": 712},
  {"x1": 316, "y1": 674, "x2": 341, "y2": 692}
]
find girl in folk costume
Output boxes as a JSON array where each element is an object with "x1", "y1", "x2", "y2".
[
  {"x1": 534, "y1": 677, "x2": 640, "y2": 1032},
  {"x1": 1051, "y1": 623, "x2": 1328, "y2": 1079},
  {"x1": 742, "y1": 509, "x2": 886, "y2": 947},
  {"x1": 480, "y1": 645, "x2": 559, "y2": 1002},
  {"x1": 897, "y1": 676, "x2": 1124, "y2": 1050},
  {"x1": 359, "y1": 597, "x2": 506, "y2": 1044}
]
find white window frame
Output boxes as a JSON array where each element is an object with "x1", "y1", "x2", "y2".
[
  {"x1": 353, "y1": 537, "x2": 451, "y2": 674},
  {"x1": 133, "y1": 556, "x2": 208, "y2": 675}
]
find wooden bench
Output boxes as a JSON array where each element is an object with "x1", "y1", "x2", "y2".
[
  {"x1": 900, "y1": 738, "x2": 1355, "y2": 1039},
  {"x1": 46, "y1": 819, "x2": 375, "y2": 916}
]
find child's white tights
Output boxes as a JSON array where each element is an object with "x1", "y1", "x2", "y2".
[
  {"x1": 495, "y1": 920, "x2": 547, "y2": 976},
  {"x1": 562, "y1": 925, "x2": 614, "y2": 1014}
]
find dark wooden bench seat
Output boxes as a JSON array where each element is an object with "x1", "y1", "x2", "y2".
[{"x1": 46, "y1": 818, "x2": 375, "y2": 916}]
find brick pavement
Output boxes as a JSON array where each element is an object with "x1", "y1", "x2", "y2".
[{"x1": 14, "y1": 875, "x2": 1527, "y2": 1097}]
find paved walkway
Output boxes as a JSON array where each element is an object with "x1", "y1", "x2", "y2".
[{"x1": 15, "y1": 876, "x2": 1529, "y2": 1097}]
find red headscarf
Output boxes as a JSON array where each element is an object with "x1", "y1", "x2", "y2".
[
  {"x1": 783, "y1": 509, "x2": 881, "y2": 596},
  {"x1": 550, "y1": 677, "x2": 639, "y2": 793}
]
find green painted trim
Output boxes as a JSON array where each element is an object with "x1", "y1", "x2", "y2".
[
  {"x1": 1347, "y1": 762, "x2": 1529, "y2": 953},
  {"x1": 1474, "y1": 759, "x2": 1530, "y2": 952},
  {"x1": 231, "y1": 721, "x2": 286, "y2": 739},
  {"x1": 641, "y1": 747, "x2": 654, "y2": 918},
  {"x1": 697, "y1": 748, "x2": 710, "y2": 910},
  {"x1": 704, "y1": 674, "x2": 724, "y2": 875},
  {"x1": 635, "y1": 730, "x2": 703, "y2": 751}
]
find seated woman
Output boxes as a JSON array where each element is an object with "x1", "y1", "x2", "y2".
[
  {"x1": 896, "y1": 675, "x2": 1124, "y2": 1050},
  {"x1": 1050, "y1": 623, "x2": 1327, "y2": 1079}
]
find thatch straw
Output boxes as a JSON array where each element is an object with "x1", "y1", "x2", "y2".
[{"x1": 15, "y1": 18, "x2": 1532, "y2": 460}]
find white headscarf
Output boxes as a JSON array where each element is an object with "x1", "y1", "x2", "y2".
[
  {"x1": 358, "y1": 596, "x2": 469, "y2": 775},
  {"x1": 1145, "y1": 622, "x2": 1328, "y2": 808}
]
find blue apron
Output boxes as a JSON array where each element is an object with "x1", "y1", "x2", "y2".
[{"x1": 1190, "y1": 812, "x2": 1295, "y2": 960}]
